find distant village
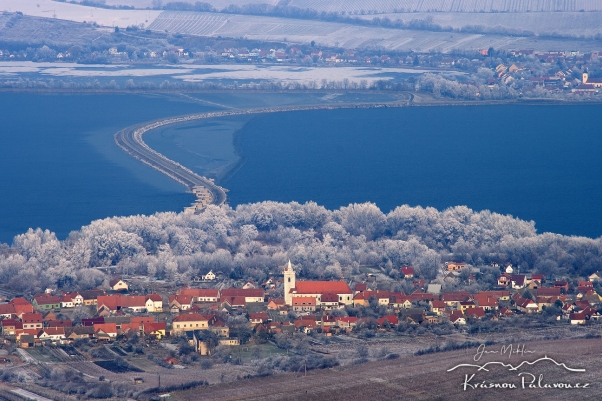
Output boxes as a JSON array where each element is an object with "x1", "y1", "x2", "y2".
[
  {"x1": 2, "y1": 38, "x2": 602, "y2": 97},
  {"x1": 1, "y1": 258, "x2": 600, "y2": 357}
]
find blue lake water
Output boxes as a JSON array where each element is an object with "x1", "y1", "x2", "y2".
[
  {"x1": 0, "y1": 93, "x2": 212, "y2": 243},
  {"x1": 2, "y1": 94, "x2": 601, "y2": 243},
  {"x1": 224, "y1": 105, "x2": 602, "y2": 239}
]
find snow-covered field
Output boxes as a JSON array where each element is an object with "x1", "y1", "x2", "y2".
[
  {"x1": 7, "y1": 0, "x2": 602, "y2": 52},
  {"x1": 0, "y1": 61, "x2": 432, "y2": 85},
  {"x1": 148, "y1": 11, "x2": 602, "y2": 52},
  {"x1": 97, "y1": 0, "x2": 279, "y2": 10},
  {"x1": 287, "y1": 0, "x2": 602, "y2": 13},
  {"x1": 1, "y1": 0, "x2": 161, "y2": 28},
  {"x1": 356, "y1": 11, "x2": 602, "y2": 37}
]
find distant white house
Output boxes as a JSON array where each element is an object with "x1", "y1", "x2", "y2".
[{"x1": 202, "y1": 270, "x2": 216, "y2": 281}]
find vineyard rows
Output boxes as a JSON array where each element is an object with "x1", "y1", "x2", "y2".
[
  {"x1": 148, "y1": 11, "x2": 602, "y2": 52},
  {"x1": 357, "y1": 11, "x2": 602, "y2": 37},
  {"x1": 288, "y1": 0, "x2": 602, "y2": 14}
]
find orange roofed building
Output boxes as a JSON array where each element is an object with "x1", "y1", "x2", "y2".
[{"x1": 283, "y1": 261, "x2": 353, "y2": 306}]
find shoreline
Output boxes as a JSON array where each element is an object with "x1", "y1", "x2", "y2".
[
  {"x1": 114, "y1": 93, "x2": 601, "y2": 213},
  {"x1": 2, "y1": 87, "x2": 602, "y2": 106},
  {"x1": 114, "y1": 98, "x2": 413, "y2": 211}
]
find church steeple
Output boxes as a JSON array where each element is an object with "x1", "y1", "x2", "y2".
[{"x1": 284, "y1": 260, "x2": 296, "y2": 306}]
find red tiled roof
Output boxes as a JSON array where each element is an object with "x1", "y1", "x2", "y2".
[
  {"x1": 173, "y1": 313, "x2": 211, "y2": 322},
  {"x1": 401, "y1": 266, "x2": 415, "y2": 275},
  {"x1": 221, "y1": 288, "x2": 264, "y2": 298},
  {"x1": 320, "y1": 292, "x2": 339, "y2": 303},
  {"x1": 354, "y1": 283, "x2": 367, "y2": 292},
  {"x1": 130, "y1": 316, "x2": 155, "y2": 325},
  {"x1": 146, "y1": 294, "x2": 162, "y2": 302},
  {"x1": 97, "y1": 295, "x2": 146, "y2": 310},
  {"x1": 222, "y1": 296, "x2": 246, "y2": 306},
  {"x1": 46, "y1": 320, "x2": 72, "y2": 328},
  {"x1": 109, "y1": 278, "x2": 126, "y2": 287},
  {"x1": 292, "y1": 297, "x2": 316, "y2": 306},
  {"x1": 39, "y1": 327, "x2": 65, "y2": 337},
  {"x1": 467, "y1": 307, "x2": 486, "y2": 318},
  {"x1": 377, "y1": 315, "x2": 399, "y2": 325},
  {"x1": 22, "y1": 313, "x2": 43, "y2": 323},
  {"x1": 0, "y1": 304, "x2": 16, "y2": 316},
  {"x1": 537, "y1": 287, "x2": 561, "y2": 297},
  {"x1": 94, "y1": 322, "x2": 117, "y2": 334},
  {"x1": 179, "y1": 288, "x2": 220, "y2": 298},
  {"x1": 34, "y1": 295, "x2": 61, "y2": 305},
  {"x1": 293, "y1": 281, "x2": 352, "y2": 295}
]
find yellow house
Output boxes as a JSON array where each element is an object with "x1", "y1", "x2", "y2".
[
  {"x1": 109, "y1": 278, "x2": 129, "y2": 291},
  {"x1": 446, "y1": 262, "x2": 466, "y2": 271},
  {"x1": 171, "y1": 313, "x2": 211, "y2": 335},
  {"x1": 143, "y1": 322, "x2": 166, "y2": 340}
]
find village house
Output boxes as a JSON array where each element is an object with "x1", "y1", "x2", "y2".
[
  {"x1": 145, "y1": 294, "x2": 163, "y2": 312},
  {"x1": 569, "y1": 312, "x2": 587, "y2": 325},
  {"x1": 202, "y1": 270, "x2": 216, "y2": 281},
  {"x1": 12, "y1": 299, "x2": 34, "y2": 317},
  {"x1": 267, "y1": 298, "x2": 285, "y2": 310},
  {"x1": 400, "y1": 266, "x2": 415, "y2": 278},
  {"x1": 22, "y1": 313, "x2": 43, "y2": 331},
  {"x1": 109, "y1": 278, "x2": 129, "y2": 291},
  {"x1": 59, "y1": 294, "x2": 74, "y2": 309},
  {"x1": 292, "y1": 297, "x2": 316, "y2": 312},
  {"x1": 249, "y1": 312, "x2": 269, "y2": 325},
  {"x1": 80, "y1": 290, "x2": 105, "y2": 306},
  {"x1": 448, "y1": 310, "x2": 466, "y2": 325},
  {"x1": 180, "y1": 288, "x2": 220, "y2": 303},
  {"x1": 430, "y1": 300, "x2": 447, "y2": 315},
  {"x1": 446, "y1": 262, "x2": 466, "y2": 271},
  {"x1": 171, "y1": 313, "x2": 212, "y2": 334},
  {"x1": 515, "y1": 297, "x2": 539, "y2": 313},
  {"x1": 221, "y1": 288, "x2": 264, "y2": 303},
  {"x1": 169, "y1": 294, "x2": 193, "y2": 312},
  {"x1": 390, "y1": 294, "x2": 412, "y2": 309},
  {"x1": 1, "y1": 319, "x2": 19, "y2": 336},
  {"x1": 32, "y1": 295, "x2": 61, "y2": 311},
  {"x1": 0, "y1": 303, "x2": 16, "y2": 319},
  {"x1": 97, "y1": 294, "x2": 147, "y2": 313},
  {"x1": 143, "y1": 322, "x2": 166, "y2": 339},
  {"x1": 377, "y1": 315, "x2": 399, "y2": 328},
  {"x1": 38, "y1": 327, "x2": 65, "y2": 342},
  {"x1": 94, "y1": 322, "x2": 118, "y2": 341}
]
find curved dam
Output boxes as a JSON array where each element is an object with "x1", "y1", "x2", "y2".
[{"x1": 114, "y1": 99, "x2": 409, "y2": 212}]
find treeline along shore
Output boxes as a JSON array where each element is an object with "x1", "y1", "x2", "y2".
[{"x1": 114, "y1": 100, "x2": 411, "y2": 211}]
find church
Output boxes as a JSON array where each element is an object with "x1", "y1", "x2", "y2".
[
  {"x1": 283, "y1": 261, "x2": 353, "y2": 307},
  {"x1": 582, "y1": 72, "x2": 602, "y2": 88}
]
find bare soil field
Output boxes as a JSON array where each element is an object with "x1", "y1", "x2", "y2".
[{"x1": 173, "y1": 337, "x2": 602, "y2": 401}]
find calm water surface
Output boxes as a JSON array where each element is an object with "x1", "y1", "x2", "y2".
[
  {"x1": 0, "y1": 93, "x2": 210, "y2": 243},
  {"x1": 225, "y1": 105, "x2": 602, "y2": 238},
  {"x1": 2, "y1": 97, "x2": 601, "y2": 243}
]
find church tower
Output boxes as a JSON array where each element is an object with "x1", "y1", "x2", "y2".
[
  {"x1": 284, "y1": 260, "x2": 296, "y2": 306},
  {"x1": 583, "y1": 72, "x2": 589, "y2": 84}
]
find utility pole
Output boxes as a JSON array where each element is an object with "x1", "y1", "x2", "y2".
[{"x1": 158, "y1": 373, "x2": 161, "y2": 390}]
